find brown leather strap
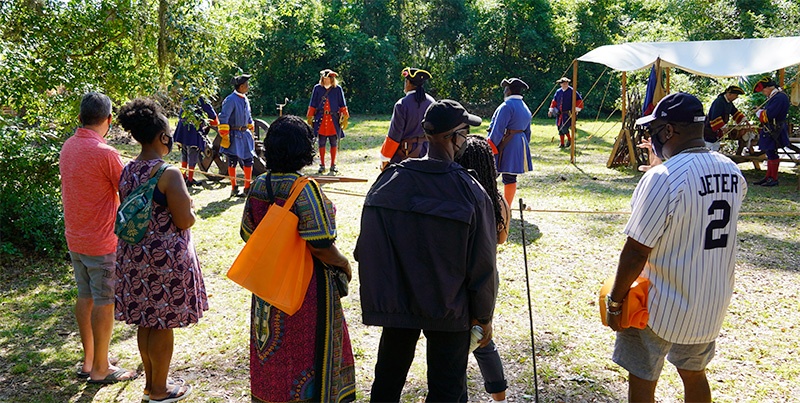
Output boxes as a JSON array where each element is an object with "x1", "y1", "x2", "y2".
[
  {"x1": 396, "y1": 136, "x2": 426, "y2": 159},
  {"x1": 497, "y1": 129, "x2": 524, "y2": 154}
]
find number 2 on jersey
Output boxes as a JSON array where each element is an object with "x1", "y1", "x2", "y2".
[{"x1": 704, "y1": 200, "x2": 731, "y2": 250}]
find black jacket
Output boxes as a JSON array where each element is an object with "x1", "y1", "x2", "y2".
[{"x1": 355, "y1": 159, "x2": 498, "y2": 332}]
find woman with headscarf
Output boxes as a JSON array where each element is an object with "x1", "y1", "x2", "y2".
[
  {"x1": 307, "y1": 69, "x2": 349, "y2": 174},
  {"x1": 379, "y1": 67, "x2": 435, "y2": 170}
]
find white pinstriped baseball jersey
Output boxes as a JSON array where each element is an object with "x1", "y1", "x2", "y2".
[{"x1": 624, "y1": 150, "x2": 747, "y2": 344}]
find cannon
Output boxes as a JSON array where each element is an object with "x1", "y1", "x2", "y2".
[{"x1": 197, "y1": 118, "x2": 270, "y2": 180}]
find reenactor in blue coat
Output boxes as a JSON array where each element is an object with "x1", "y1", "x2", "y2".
[
  {"x1": 307, "y1": 69, "x2": 349, "y2": 174},
  {"x1": 703, "y1": 85, "x2": 748, "y2": 152},
  {"x1": 753, "y1": 77, "x2": 791, "y2": 187},
  {"x1": 379, "y1": 67, "x2": 435, "y2": 170},
  {"x1": 219, "y1": 74, "x2": 256, "y2": 197},
  {"x1": 549, "y1": 77, "x2": 584, "y2": 148},
  {"x1": 174, "y1": 97, "x2": 218, "y2": 187},
  {"x1": 487, "y1": 78, "x2": 533, "y2": 207}
]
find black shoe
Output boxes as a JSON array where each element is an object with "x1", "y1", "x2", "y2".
[
  {"x1": 230, "y1": 186, "x2": 239, "y2": 198},
  {"x1": 234, "y1": 189, "x2": 247, "y2": 197},
  {"x1": 761, "y1": 178, "x2": 779, "y2": 187},
  {"x1": 753, "y1": 178, "x2": 768, "y2": 185},
  {"x1": 317, "y1": 165, "x2": 326, "y2": 174},
  {"x1": 559, "y1": 144, "x2": 565, "y2": 148},
  {"x1": 329, "y1": 164, "x2": 338, "y2": 174},
  {"x1": 565, "y1": 140, "x2": 571, "y2": 147}
]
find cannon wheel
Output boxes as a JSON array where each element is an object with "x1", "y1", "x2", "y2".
[
  {"x1": 253, "y1": 119, "x2": 269, "y2": 177},
  {"x1": 197, "y1": 126, "x2": 228, "y2": 181}
]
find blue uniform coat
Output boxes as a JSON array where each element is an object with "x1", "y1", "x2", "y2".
[
  {"x1": 174, "y1": 99, "x2": 218, "y2": 151},
  {"x1": 757, "y1": 90, "x2": 791, "y2": 152},
  {"x1": 381, "y1": 91, "x2": 435, "y2": 163},
  {"x1": 308, "y1": 84, "x2": 347, "y2": 138},
  {"x1": 487, "y1": 96, "x2": 533, "y2": 174},
  {"x1": 219, "y1": 92, "x2": 255, "y2": 159}
]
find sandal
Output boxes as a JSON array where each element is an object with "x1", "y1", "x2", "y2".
[
  {"x1": 87, "y1": 368, "x2": 138, "y2": 384},
  {"x1": 149, "y1": 384, "x2": 193, "y2": 403}
]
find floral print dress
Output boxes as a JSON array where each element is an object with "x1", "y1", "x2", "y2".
[{"x1": 115, "y1": 159, "x2": 208, "y2": 329}]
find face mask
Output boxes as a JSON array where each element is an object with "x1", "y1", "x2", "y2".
[
  {"x1": 162, "y1": 133, "x2": 174, "y2": 155},
  {"x1": 452, "y1": 130, "x2": 469, "y2": 160},
  {"x1": 650, "y1": 125, "x2": 666, "y2": 160}
]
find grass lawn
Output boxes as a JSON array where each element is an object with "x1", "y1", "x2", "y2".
[{"x1": 1, "y1": 115, "x2": 799, "y2": 402}]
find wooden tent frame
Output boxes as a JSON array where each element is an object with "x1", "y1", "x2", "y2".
[{"x1": 567, "y1": 57, "x2": 793, "y2": 169}]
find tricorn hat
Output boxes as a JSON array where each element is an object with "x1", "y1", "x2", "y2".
[
  {"x1": 556, "y1": 77, "x2": 571, "y2": 84},
  {"x1": 402, "y1": 67, "x2": 432, "y2": 86},
  {"x1": 725, "y1": 85, "x2": 745, "y2": 95},
  {"x1": 231, "y1": 74, "x2": 252, "y2": 88},
  {"x1": 501, "y1": 78, "x2": 529, "y2": 91},
  {"x1": 320, "y1": 69, "x2": 338, "y2": 78},
  {"x1": 752, "y1": 77, "x2": 777, "y2": 93}
]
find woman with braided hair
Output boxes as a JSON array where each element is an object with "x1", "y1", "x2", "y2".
[
  {"x1": 455, "y1": 135, "x2": 510, "y2": 402},
  {"x1": 379, "y1": 67, "x2": 436, "y2": 169}
]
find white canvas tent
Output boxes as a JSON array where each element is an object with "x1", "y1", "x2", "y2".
[
  {"x1": 577, "y1": 36, "x2": 800, "y2": 77},
  {"x1": 565, "y1": 36, "x2": 800, "y2": 166}
]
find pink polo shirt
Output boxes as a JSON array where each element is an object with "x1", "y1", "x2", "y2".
[{"x1": 59, "y1": 127, "x2": 124, "y2": 255}]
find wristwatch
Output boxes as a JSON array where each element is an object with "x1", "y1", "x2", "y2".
[{"x1": 606, "y1": 295, "x2": 623, "y2": 309}]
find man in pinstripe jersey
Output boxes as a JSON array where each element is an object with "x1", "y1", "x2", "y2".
[{"x1": 606, "y1": 93, "x2": 747, "y2": 402}]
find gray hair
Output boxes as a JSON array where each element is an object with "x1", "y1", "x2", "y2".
[{"x1": 79, "y1": 92, "x2": 112, "y2": 125}]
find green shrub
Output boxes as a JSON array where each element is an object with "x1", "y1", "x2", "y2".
[{"x1": 0, "y1": 116, "x2": 66, "y2": 258}]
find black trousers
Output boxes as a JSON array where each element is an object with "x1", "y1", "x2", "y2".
[{"x1": 370, "y1": 327, "x2": 470, "y2": 403}]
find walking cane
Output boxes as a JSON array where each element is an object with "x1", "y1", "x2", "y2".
[{"x1": 519, "y1": 198, "x2": 540, "y2": 403}]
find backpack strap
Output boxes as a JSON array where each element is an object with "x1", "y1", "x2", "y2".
[{"x1": 154, "y1": 163, "x2": 169, "y2": 179}]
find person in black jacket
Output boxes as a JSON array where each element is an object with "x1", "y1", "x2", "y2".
[{"x1": 355, "y1": 99, "x2": 498, "y2": 402}]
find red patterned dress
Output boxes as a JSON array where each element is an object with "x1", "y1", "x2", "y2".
[
  {"x1": 241, "y1": 172, "x2": 355, "y2": 402},
  {"x1": 115, "y1": 159, "x2": 208, "y2": 328}
]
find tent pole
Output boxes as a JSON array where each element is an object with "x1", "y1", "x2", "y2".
[
  {"x1": 780, "y1": 68, "x2": 785, "y2": 87},
  {"x1": 621, "y1": 72, "x2": 627, "y2": 126},
  {"x1": 571, "y1": 59, "x2": 577, "y2": 164},
  {"x1": 666, "y1": 68, "x2": 671, "y2": 93}
]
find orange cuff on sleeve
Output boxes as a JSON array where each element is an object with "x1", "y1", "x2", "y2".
[
  {"x1": 307, "y1": 107, "x2": 316, "y2": 118},
  {"x1": 576, "y1": 99, "x2": 585, "y2": 109},
  {"x1": 487, "y1": 139, "x2": 499, "y2": 155},
  {"x1": 709, "y1": 116, "x2": 725, "y2": 131},
  {"x1": 219, "y1": 124, "x2": 230, "y2": 136},
  {"x1": 209, "y1": 118, "x2": 219, "y2": 126},
  {"x1": 758, "y1": 110, "x2": 768, "y2": 123},
  {"x1": 549, "y1": 100, "x2": 557, "y2": 108},
  {"x1": 733, "y1": 111, "x2": 745, "y2": 124},
  {"x1": 380, "y1": 137, "x2": 400, "y2": 160},
  {"x1": 339, "y1": 106, "x2": 349, "y2": 117},
  {"x1": 247, "y1": 123, "x2": 254, "y2": 131}
]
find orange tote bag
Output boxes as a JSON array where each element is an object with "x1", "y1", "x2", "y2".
[
  {"x1": 227, "y1": 176, "x2": 313, "y2": 315},
  {"x1": 599, "y1": 275, "x2": 650, "y2": 329}
]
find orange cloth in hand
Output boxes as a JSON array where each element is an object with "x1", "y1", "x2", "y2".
[{"x1": 599, "y1": 276, "x2": 649, "y2": 329}]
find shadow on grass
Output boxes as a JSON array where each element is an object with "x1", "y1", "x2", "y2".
[
  {"x1": 195, "y1": 195, "x2": 246, "y2": 219},
  {"x1": 507, "y1": 217, "x2": 542, "y2": 246},
  {"x1": 0, "y1": 257, "x2": 128, "y2": 402},
  {"x1": 738, "y1": 230, "x2": 800, "y2": 271}
]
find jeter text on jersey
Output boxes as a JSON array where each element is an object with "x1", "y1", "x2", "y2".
[{"x1": 697, "y1": 173, "x2": 740, "y2": 197}]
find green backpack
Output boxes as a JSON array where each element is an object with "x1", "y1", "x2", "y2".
[{"x1": 115, "y1": 163, "x2": 169, "y2": 245}]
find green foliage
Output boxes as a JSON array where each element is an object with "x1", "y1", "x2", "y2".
[{"x1": 0, "y1": 117, "x2": 66, "y2": 258}]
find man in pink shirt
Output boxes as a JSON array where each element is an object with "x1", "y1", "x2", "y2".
[{"x1": 59, "y1": 92, "x2": 135, "y2": 383}]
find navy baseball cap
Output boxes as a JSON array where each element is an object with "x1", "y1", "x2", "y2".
[
  {"x1": 636, "y1": 92, "x2": 705, "y2": 126},
  {"x1": 422, "y1": 99, "x2": 482, "y2": 135}
]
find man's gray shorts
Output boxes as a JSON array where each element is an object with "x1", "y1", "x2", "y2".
[
  {"x1": 613, "y1": 326, "x2": 716, "y2": 381},
  {"x1": 70, "y1": 251, "x2": 116, "y2": 306}
]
